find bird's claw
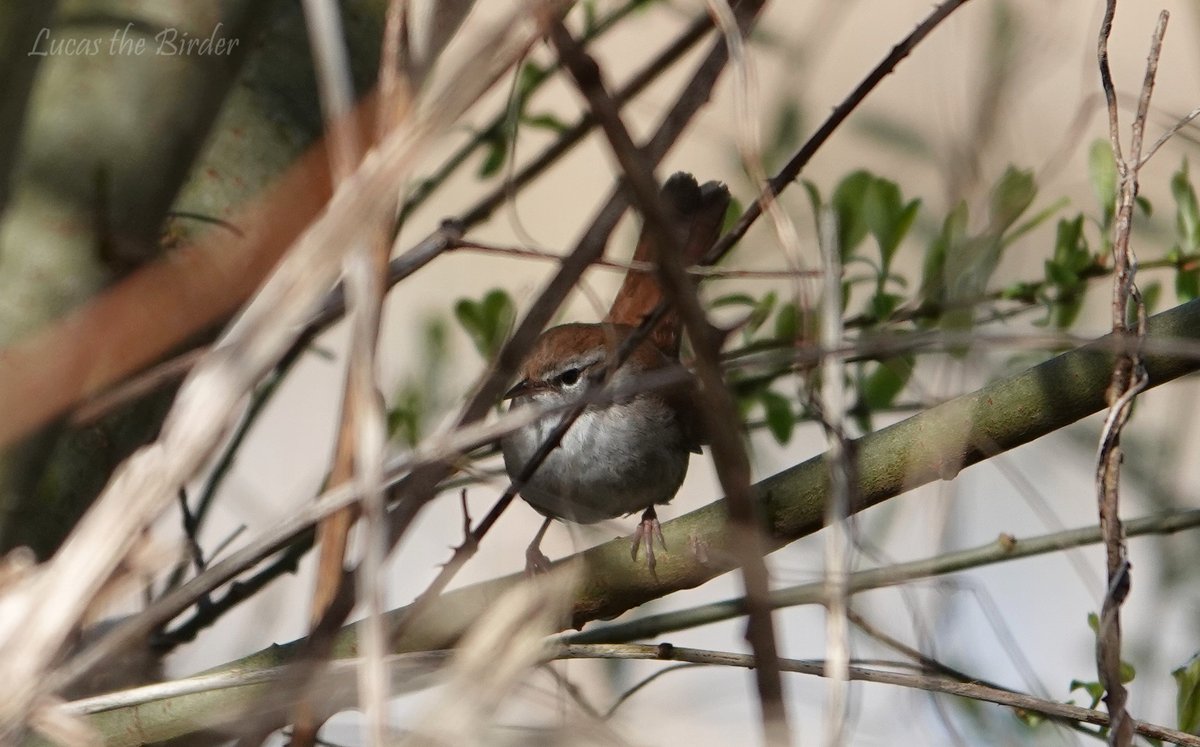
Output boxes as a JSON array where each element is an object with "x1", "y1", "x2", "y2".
[
  {"x1": 525, "y1": 546, "x2": 553, "y2": 577},
  {"x1": 630, "y1": 507, "x2": 667, "y2": 579}
]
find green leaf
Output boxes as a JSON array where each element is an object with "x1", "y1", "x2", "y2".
[
  {"x1": 831, "y1": 170, "x2": 875, "y2": 258},
  {"x1": 774, "y1": 301, "x2": 799, "y2": 342},
  {"x1": 387, "y1": 388, "x2": 424, "y2": 447},
  {"x1": 1143, "y1": 280, "x2": 1161, "y2": 314},
  {"x1": 745, "y1": 291, "x2": 778, "y2": 338},
  {"x1": 1172, "y1": 160, "x2": 1200, "y2": 251},
  {"x1": 484, "y1": 290, "x2": 515, "y2": 348},
  {"x1": 1069, "y1": 679, "x2": 1105, "y2": 709},
  {"x1": 454, "y1": 299, "x2": 484, "y2": 351},
  {"x1": 1051, "y1": 290, "x2": 1085, "y2": 330},
  {"x1": 1136, "y1": 194, "x2": 1153, "y2": 217},
  {"x1": 1177, "y1": 267, "x2": 1200, "y2": 302},
  {"x1": 802, "y1": 179, "x2": 822, "y2": 221},
  {"x1": 1044, "y1": 260, "x2": 1076, "y2": 288},
  {"x1": 1052, "y1": 215, "x2": 1090, "y2": 274},
  {"x1": 1173, "y1": 654, "x2": 1200, "y2": 734},
  {"x1": 920, "y1": 201, "x2": 969, "y2": 307},
  {"x1": 1120, "y1": 660, "x2": 1136, "y2": 685},
  {"x1": 860, "y1": 176, "x2": 920, "y2": 270},
  {"x1": 455, "y1": 289, "x2": 515, "y2": 359},
  {"x1": 867, "y1": 291, "x2": 902, "y2": 322},
  {"x1": 581, "y1": 0, "x2": 598, "y2": 34},
  {"x1": 1001, "y1": 280, "x2": 1039, "y2": 302},
  {"x1": 521, "y1": 112, "x2": 570, "y2": 134},
  {"x1": 515, "y1": 60, "x2": 549, "y2": 100},
  {"x1": 1089, "y1": 139, "x2": 1118, "y2": 218},
  {"x1": 722, "y1": 196, "x2": 743, "y2": 234},
  {"x1": 477, "y1": 128, "x2": 508, "y2": 177},
  {"x1": 1076, "y1": 612, "x2": 1138, "y2": 701},
  {"x1": 759, "y1": 390, "x2": 794, "y2": 444},
  {"x1": 710, "y1": 292, "x2": 758, "y2": 309},
  {"x1": 989, "y1": 166, "x2": 1037, "y2": 234},
  {"x1": 1043, "y1": 217, "x2": 1092, "y2": 326},
  {"x1": 861, "y1": 356, "x2": 914, "y2": 410},
  {"x1": 765, "y1": 101, "x2": 803, "y2": 172}
]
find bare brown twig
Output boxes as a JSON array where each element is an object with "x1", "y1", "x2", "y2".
[
  {"x1": 1094, "y1": 6, "x2": 1164, "y2": 745},
  {"x1": 558, "y1": 644, "x2": 1200, "y2": 746},
  {"x1": 451, "y1": 237, "x2": 820, "y2": 279}
]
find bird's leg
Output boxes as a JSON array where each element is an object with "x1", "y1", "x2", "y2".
[
  {"x1": 525, "y1": 516, "x2": 554, "y2": 576},
  {"x1": 631, "y1": 506, "x2": 667, "y2": 576}
]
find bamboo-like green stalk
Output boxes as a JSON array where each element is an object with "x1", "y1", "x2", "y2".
[{"x1": 569, "y1": 507, "x2": 1200, "y2": 644}]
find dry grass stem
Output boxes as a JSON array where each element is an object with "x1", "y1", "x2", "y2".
[{"x1": 817, "y1": 206, "x2": 851, "y2": 745}]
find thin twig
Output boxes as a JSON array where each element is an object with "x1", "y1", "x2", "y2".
[
  {"x1": 451, "y1": 237, "x2": 819, "y2": 279},
  {"x1": 845, "y1": 609, "x2": 1096, "y2": 741},
  {"x1": 395, "y1": 0, "x2": 658, "y2": 223},
  {"x1": 71, "y1": 349, "x2": 205, "y2": 426},
  {"x1": 1138, "y1": 104, "x2": 1200, "y2": 168},
  {"x1": 602, "y1": 662, "x2": 701, "y2": 719},
  {"x1": 1094, "y1": 7, "x2": 1164, "y2": 745},
  {"x1": 457, "y1": 10, "x2": 718, "y2": 229},
  {"x1": 705, "y1": 0, "x2": 811, "y2": 310},
  {"x1": 557, "y1": 644, "x2": 1200, "y2": 746},
  {"x1": 158, "y1": 529, "x2": 313, "y2": 648},
  {"x1": 708, "y1": 0, "x2": 976, "y2": 262},
  {"x1": 161, "y1": 333, "x2": 312, "y2": 594}
]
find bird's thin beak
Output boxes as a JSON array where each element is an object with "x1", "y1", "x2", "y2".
[{"x1": 503, "y1": 379, "x2": 531, "y2": 400}]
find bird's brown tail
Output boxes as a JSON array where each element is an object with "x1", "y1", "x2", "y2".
[{"x1": 604, "y1": 172, "x2": 730, "y2": 356}]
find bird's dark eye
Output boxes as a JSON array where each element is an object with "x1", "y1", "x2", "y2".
[{"x1": 557, "y1": 367, "x2": 582, "y2": 387}]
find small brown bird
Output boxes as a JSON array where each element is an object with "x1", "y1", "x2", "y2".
[{"x1": 501, "y1": 173, "x2": 730, "y2": 573}]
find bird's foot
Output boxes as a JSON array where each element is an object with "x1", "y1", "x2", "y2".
[
  {"x1": 525, "y1": 517, "x2": 554, "y2": 576},
  {"x1": 524, "y1": 546, "x2": 553, "y2": 576},
  {"x1": 630, "y1": 507, "x2": 667, "y2": 578}
]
